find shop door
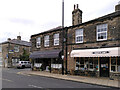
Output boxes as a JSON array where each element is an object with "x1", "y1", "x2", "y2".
[{"x1": 100, "y1": 58, "x2": 109, "y2": 77}]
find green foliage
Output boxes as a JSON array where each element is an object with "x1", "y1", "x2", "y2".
[{"x1": 20, "y1": 48, "x2": 29, "y2": 61}]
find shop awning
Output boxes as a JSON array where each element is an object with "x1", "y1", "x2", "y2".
[
  {"x1": 30, "y1": 49, "x2": 61, "y2": 59},
  {"x1": 71, "y1": 47, "x2": 120, "y2": 57}
]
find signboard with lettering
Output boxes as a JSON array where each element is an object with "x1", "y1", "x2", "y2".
[
  {"x1": 92, "y1": 51, "x2": 110, "y2": 54},
  {"x1": 9, "y1": 50, "x2": 14, "y2": 53}
]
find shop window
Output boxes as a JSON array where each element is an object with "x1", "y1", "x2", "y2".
[
  {"x1": 111, "y1": 57, "x2": 120, "y2": 72},
  {"x1": 51, "y1": 59, "x2": 62, "y2": 69},
  {"x1": 76, "y1": 58, "x2": 80, "y2": 70},
  {"x1": 97, "y1": 24, "x2": 107, "y2": 41},
  {"x1": 117, "y1": 58, "x2": 120, "y2": 72},
  {"x1": 111, "y1": 58, "x2": 116, "y2": 65},
  {"x1": 85, "y1": 59, "x2": 89, "y2": 69},
  {"x1": 111, "y1": 66, "x2": 116, "y2": 72},
  {"x1": 117, "y1": 58, "x2": 120, "y2": 65},
  {"x1": 89, "y1": 59, "x2": 93, "y2": 69},
  {"x1": 93, "y1": 58, "x2": 98, "y2": 71},
  {"x1": 75, "y1": 57, "x2": 98, "y2": 71},
  {"x1": 111, "y1": 58, "x2": 116, "y2": 72}
]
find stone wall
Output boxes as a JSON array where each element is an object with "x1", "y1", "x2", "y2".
[{"x1": 31, "y1": 30, "x2": 62, "y2": 52}]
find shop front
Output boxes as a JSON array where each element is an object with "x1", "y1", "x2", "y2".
[
  {"x1": 30, "y1": 49, "x2": 62, "y2": 73},
  {"x1": 71, "y1": 47, "x2": 120, "y2": 79}
]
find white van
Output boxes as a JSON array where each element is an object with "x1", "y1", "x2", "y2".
[{"x1": 16, "y1": 61, "x2": 31, "y2": 68}]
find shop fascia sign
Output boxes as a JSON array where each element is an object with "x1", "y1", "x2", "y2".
[
  {"x1": 92, "y1": 51, "x2": 110, "y2": 54},
  {"x1": 9, "y1": 50, "x2": 14, "y2": 53}
]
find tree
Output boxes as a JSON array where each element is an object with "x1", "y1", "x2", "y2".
[{"x1": 20, "y1": 48, "x2": 29, "y2": 61}]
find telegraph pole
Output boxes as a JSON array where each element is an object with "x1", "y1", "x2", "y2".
[{"x1": 62, "y1": 0, "x2": 64, "y2": 75}]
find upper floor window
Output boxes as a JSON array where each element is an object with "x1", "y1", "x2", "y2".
[
  {"x1": 14, "y1": 46, "x2": 19, "y2": 52},
  {"x1": 36, "y1": 37, "x2": 41, "y2": 48},
  {"x1": 75, "y1": 29, "x2": 83, "y2": 43},
  {"x1": 97, "y1": 24, "x2": 108, "y2": 41},
  {"x1": 54, "y1": 33, "x2": 59, "y2": 46},
  {"x1": 44, "y1": 35, "x2": 49, "y2": 47}
]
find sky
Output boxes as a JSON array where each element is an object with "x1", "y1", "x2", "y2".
[{"x1": 0, "y1": 0, "x2": 119, "y2": 43}]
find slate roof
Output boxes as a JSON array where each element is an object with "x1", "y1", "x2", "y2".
[
  {"x1": 1, "y1": 39, "x2": 31, "y2": 47},
  {"x1": 31, "y1": 26, "x2": 63, "y2": 37}
]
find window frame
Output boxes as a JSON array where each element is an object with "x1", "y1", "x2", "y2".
[
  {"x1": 75, "y1": 29, "x2": 84, "y2": 43},
  {"x1": 54, "y1": 33, "x2": 59, "y2": 46},
  {"x1": 111, "y1": 57, "x2": 120, "y2": 72},
  {"x1": 36, "y1": 37, "x2": 41, "y2": 48},
  {"x1": 96, "y1": 24, "x2": 108, "y2": 41},
  {"x1": 14, "y1": 45, "x2": 19, "y2": 52},
  {"x1": 44, "y1": 35, "x2": 49, "y2": 47}
]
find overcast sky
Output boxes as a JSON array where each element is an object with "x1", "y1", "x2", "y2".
[{"x1": 0, "y1": 0, "x2": 119, "y2": 43}]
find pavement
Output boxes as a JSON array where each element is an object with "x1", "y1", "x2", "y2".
[{"x1": 20, "y1": 70, "x2": 120, "y2": 88}]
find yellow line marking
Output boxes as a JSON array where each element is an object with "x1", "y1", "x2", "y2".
[
  {"x1": 0, "y1": 78, "x2": 13, "y2": 82},
  {"x1": 17, "y1": 72, "x2": 31, "y2": 76}
]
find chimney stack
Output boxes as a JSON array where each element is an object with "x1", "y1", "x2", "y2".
[
  {"x1": 17, "y1": 36, "x2": 21, "y2": 40},
  {"x1": 115, "y1": 1, "x2": 120, "y2": 11},
  {"x1": 7, "y1": 38, "x2": 11, "y2": 41},
  {"x1": 72, "y1": 4, "x2": 83, "y2": 26}
]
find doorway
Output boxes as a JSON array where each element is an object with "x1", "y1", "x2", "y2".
[{"x1": 100, "y1": 57, "x2": 109, "y2": 77}]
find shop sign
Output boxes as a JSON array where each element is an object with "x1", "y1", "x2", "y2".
[
  {"x1": 9, "y1": 50, "x2": 14, "y2": 53},
  {"x1": 92, "y1": 51, "x2": 110, "y2": 54}
]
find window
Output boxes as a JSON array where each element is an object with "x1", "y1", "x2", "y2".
[
  {"x1": 44, "y1": 35, "x2": 49, "y2": 47},
  {"x1": 111, "y1": 57, "x2": 120, "y2": 72},
  {"x1": 36, "y1": 37, "x2": 41, "y2": 48},
  {"x1": 54, "y1": 33, "x2": 59, "y2": 46},
  {"x1": 97, "y1": 24, "x2": 108, "y2": 41},
  {"x1": 75, "y1": 29, "x2": 83, "y2": 43},
  {"x1": 75, "y1": 57, "x2": 98, "y2": 71},
  {"x1": 14, "y1": 46, "x2": 19, "y2": 52}
]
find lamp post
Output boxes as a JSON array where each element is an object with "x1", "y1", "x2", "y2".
[{"x1": 62, "y1": 0, "x2": 64, "y2": 75}]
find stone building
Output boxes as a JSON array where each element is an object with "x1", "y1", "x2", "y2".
[
  {"x1": 30, "y1": 3, "x2": 120, "y2": 79},
  {"x1": 0, "y1": 36, "x2": 31, "y2": 68},
  {"x1": 67, "y1": 3, "x2": 120, "y2": 79},
  {"x1": 30, "y1": 26, "x2": 63, "y2": 73}
]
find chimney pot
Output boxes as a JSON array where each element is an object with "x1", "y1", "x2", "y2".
[
  {"x1": 74, "y1": 4, "x2": 76, "y2": 10},
  {"x1": 77, "y1": 4, "x2": 79, "y2": 9},
  {"x1": 17, "y1": 36, "x2": 21, "y2": 40}
]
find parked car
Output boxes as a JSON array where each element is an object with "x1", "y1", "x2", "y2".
[{"x1": 16, "y1": 61, "x2": 31, "y2": 68}]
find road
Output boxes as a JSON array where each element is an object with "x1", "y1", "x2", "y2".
[{"x1": 2, "y1": 68, "x2": 117, "y2": 89}]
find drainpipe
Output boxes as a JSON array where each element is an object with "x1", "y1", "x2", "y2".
[{"x1": 65, "y1": 28, "x2": 68, "y2": 74}]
